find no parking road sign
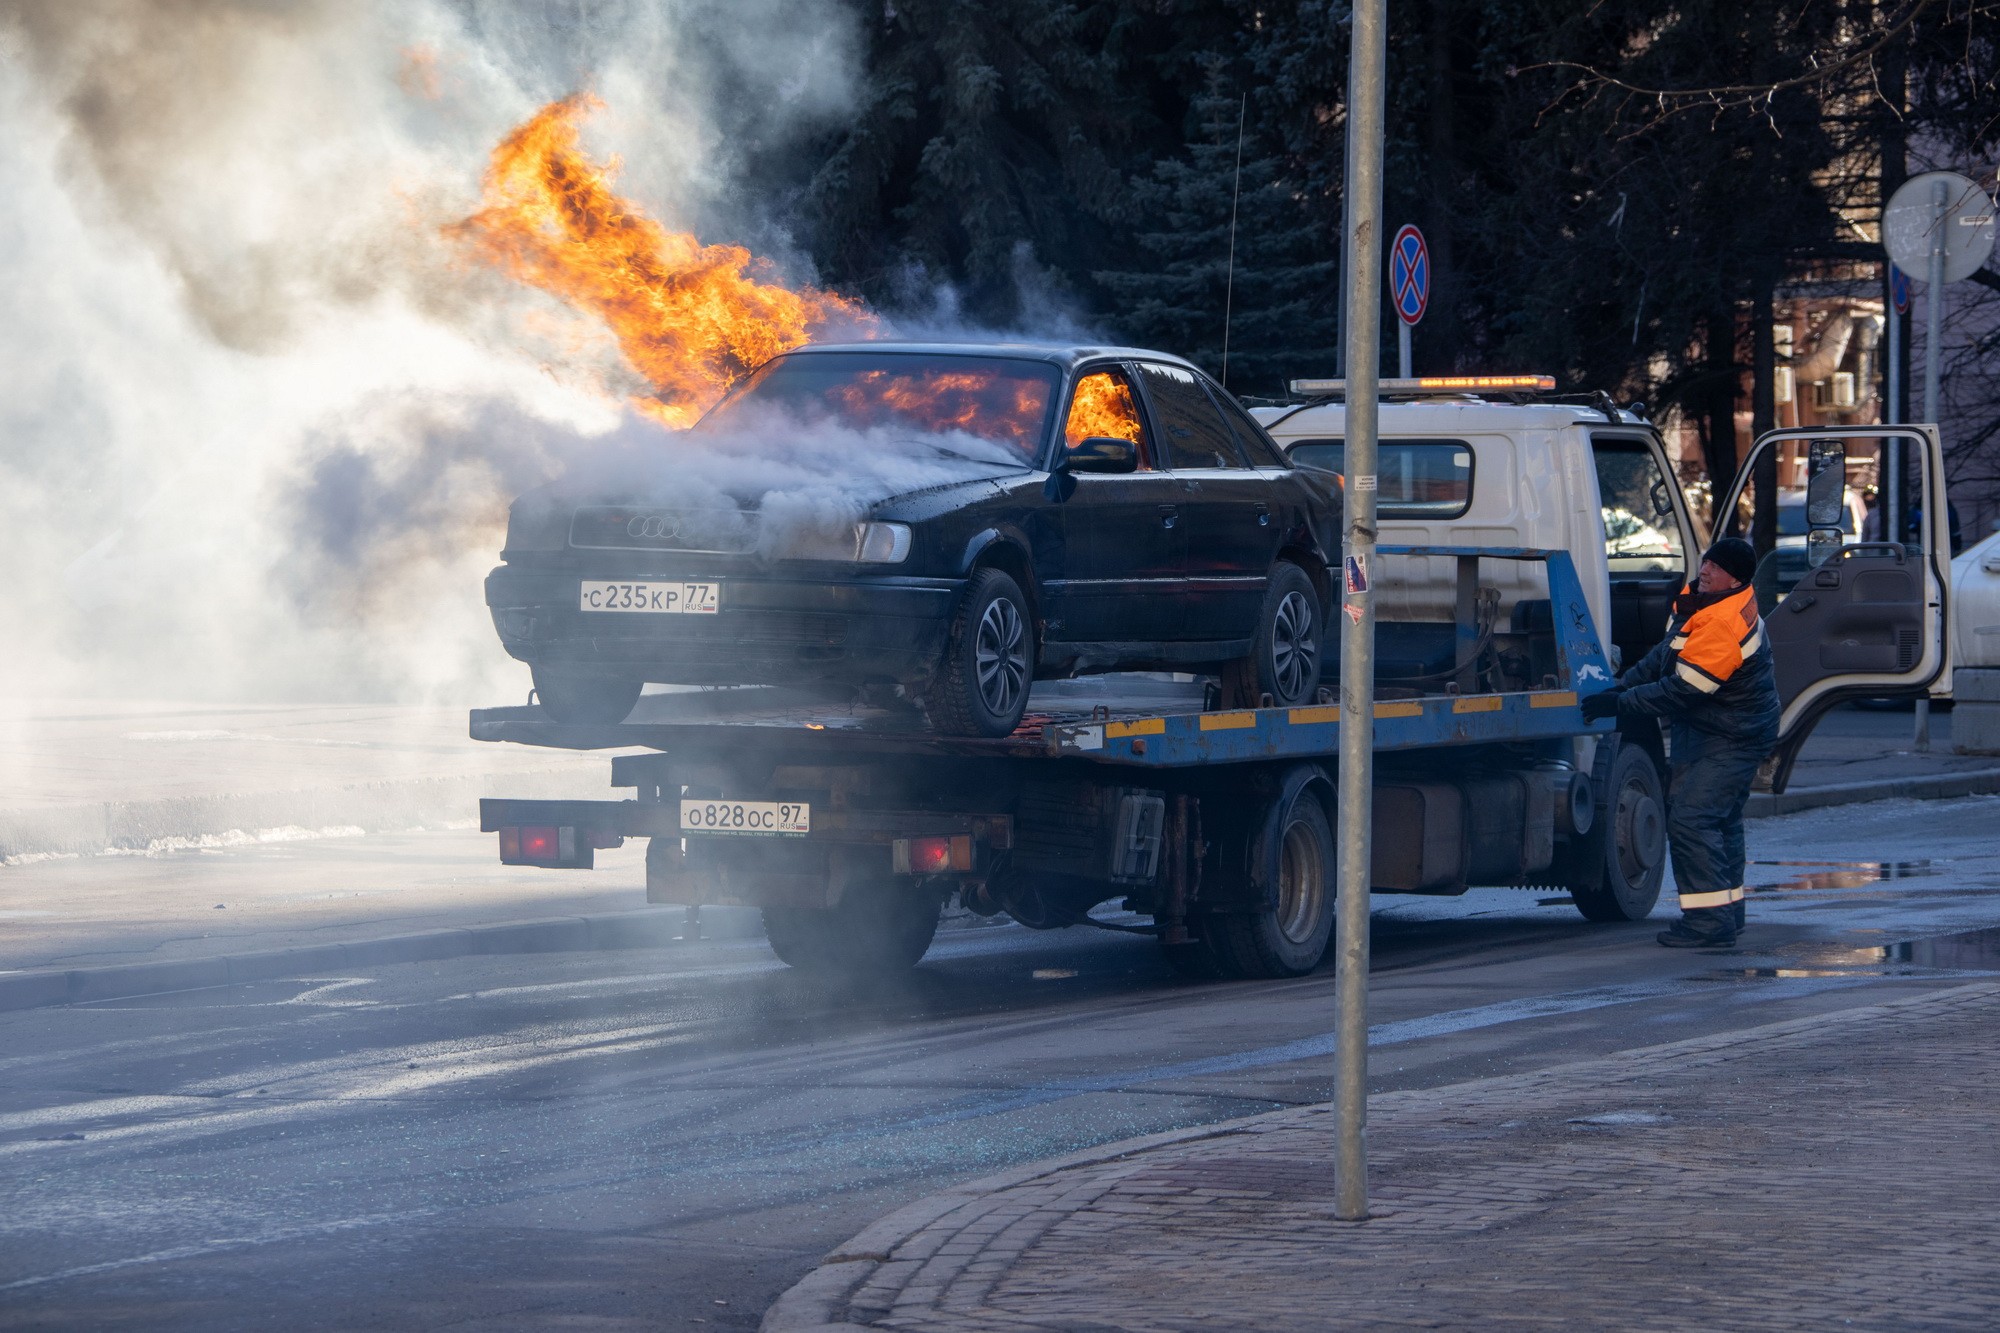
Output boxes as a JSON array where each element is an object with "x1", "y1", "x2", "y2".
[{"x1": 1391, "y1": 224, "x2": 1429, "y2": 326}]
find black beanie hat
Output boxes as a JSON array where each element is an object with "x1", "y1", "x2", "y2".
[{"x1": 1703, "y1": 537, "x2": 1758, "y2": 586}]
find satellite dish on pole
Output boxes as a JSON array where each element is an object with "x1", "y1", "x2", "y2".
[{"x1": 1883, "y1": 171, "x2": 1996, "y2": 283}]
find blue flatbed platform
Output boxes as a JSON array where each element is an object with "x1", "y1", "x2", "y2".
[{"x1": 468, "y1": 547, "x2": 1613, "y2": 766}]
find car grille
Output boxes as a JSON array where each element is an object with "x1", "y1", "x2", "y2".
[{"x1": 569, "y1": 505, "x2": 756, "y2": 554}]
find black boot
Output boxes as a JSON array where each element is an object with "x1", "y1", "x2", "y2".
[
  {"x1": 1657, "y1": 906, "x2": 1737, "y2": 948},
  {"x1": 1733, "y1": 899, "x2": 1747, "y2": 933}
]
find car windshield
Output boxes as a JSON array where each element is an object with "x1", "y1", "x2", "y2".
[{"x1": 694, "y1": 352, "x2": 1059, "y2": 464}]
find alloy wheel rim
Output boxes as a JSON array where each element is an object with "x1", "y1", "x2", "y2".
[
  {"x1": 1276, "y1": 816, "x2": 1327, "y2": 944},
  {"x1": 974, "y1": 597, "x2": 1028, "y2": 717},
  {"x1": 1270, "y1": 590, "x2": 1317, "y2": 700}
]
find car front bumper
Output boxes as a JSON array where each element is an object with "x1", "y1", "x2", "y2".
[{"x1": 484, "y1": 565, "x2": 962, "y2": 686}]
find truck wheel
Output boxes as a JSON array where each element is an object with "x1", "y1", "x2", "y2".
[
  {"x1": 1564, "y1": 743, "x2": 1667, "y2": 922},
  {"x1": 1236, "y1": 562, "x2": 1321, "y2": 708},
  {"x1": 924, "y1": 568, "x2": 1033, "y2": 737},
  {"x1": 532, "y1": 668, "x2": 642, "y2": 725},
  {"x1": 1207, "y1": 780, "x2": 1337, "y2": 978},
  {"x1": 762, "y1": 883, "x2": 941, "y2": 973}
]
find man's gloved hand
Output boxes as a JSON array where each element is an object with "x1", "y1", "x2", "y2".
[{"x1": 1580, "y1": 689, "x2": 1624, "y2": 723}]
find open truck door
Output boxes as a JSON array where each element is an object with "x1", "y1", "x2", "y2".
[{"x1": 1714, "y1": 425, "x2": 1953, "y2": 793}]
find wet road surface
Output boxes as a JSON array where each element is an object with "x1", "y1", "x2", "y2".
[{"x1": 3, "y1": 793, "x2": 1998, "y2": 1329}]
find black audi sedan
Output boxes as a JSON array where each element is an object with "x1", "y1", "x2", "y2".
[{"x1": 486, "y1": 343, "x2": 1342, "y2": 736}]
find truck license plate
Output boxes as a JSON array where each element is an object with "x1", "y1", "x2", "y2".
[
  {"x1": 680, "y1": 800, "x2": 811, "y2": 836},
  {"x1": 580, "y1": 580, "x2": 719, "y2": 614}
]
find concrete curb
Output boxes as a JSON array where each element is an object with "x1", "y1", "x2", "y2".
[
  {"x1": 0, "y1": 765, "x2": 605, "y2": 862},
  {"x1": 0, "y1": 906, "x2": 715, "y2": 1013},
  {"x1": 760, "y1": 980, "x2": 2000, "y2": 1332},
  {"x1": 1746, "y1": 765, "x2": 2000, "y2": 817}
]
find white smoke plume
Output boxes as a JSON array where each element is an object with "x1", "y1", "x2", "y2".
[{"x1": 0, "y1": 0, "x2": 866, "y2": 703}]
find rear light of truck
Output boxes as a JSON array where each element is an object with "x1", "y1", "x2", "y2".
[
  {"x1": 893, "y1": 834, "x2": 973, "y2": 875},
  {"x1": 497, "y1": 825, "x2": 602, "y2": 869}
]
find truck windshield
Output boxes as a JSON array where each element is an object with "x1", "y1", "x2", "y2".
[{"x1": 694, "y1": 352, "x2": 1059, "y2": 463}]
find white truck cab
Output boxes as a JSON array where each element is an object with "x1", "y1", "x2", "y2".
[{"x1": 1253, "y1": 380, "x2": 1954, "y2": 793}]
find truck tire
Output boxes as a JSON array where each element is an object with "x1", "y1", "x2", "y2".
[
  {"x1": 1563, "y1": 742, "x2": 1667, "y2": 922},
  {"x1": 1233, "y1": 562, "x2": 1321, "y2": 708},
  {"x1": 924, "y1": 568, "x2": 1034, "y2": 737},
  {"x1": 761, "y1": 883, "x2": 941, "y2": 973},
  {"x1": 1207, "y1": 777, "x2": 1337, "y2": 978},
  {"x1": 532, "y1": 668, "x2": 643, "y2": 725}
]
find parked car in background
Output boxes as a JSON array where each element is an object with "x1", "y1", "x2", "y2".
[
  {"x1": 487, "y1": 343, "x2": 1342, "y2": 736},
  {"x1": 1952, "y1": 527, "x2": 2000, "y2": 669}
]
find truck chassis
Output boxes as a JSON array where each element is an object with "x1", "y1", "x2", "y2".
[{"x1": 473, "y1": 548, "x2": 1666, "y2": 978}]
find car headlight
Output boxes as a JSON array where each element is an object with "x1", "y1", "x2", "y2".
[
  {"x1": 778, "y1": 522, "x2": 912, "y2": 564},
  {"x1": 854, "y1": 522, "x2": 912, "y2": 563}
]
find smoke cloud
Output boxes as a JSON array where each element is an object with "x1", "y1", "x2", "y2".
[{"x1": 0, "y1": 0, "x2": 867, "y2": 702}]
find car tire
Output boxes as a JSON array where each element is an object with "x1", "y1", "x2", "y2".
[
  {"x1": 923, "y1": 568, "x2": 1034, "y2": 737},
  {"x1": 761, "y1": 883, "x2": 941, "y2": 973},
  {"x1": 531, "y1": 668, "x2": 643, "y2": 725},
  {"x1": 1562, "y1": 741, "x2": 1667, "y2": 922},
  {"x1": 1237, "y1": 562, "x2": 1322, "y2": 708},
  {"x1": 1206, "y1": 781, "x2": 1337, "y2": 979}
]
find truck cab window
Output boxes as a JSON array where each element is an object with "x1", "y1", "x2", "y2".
[
  {"x1": 1592, "y1": 440, "x2": 1686, "y2": 574},
  {"x1": 1284, "y1": 439, "x2": 1473, "y2": 519}
]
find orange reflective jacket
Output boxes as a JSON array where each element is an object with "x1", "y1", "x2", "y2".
[{"x1": 1618, "y1": 582, "x2": 1780, "y2": 742}]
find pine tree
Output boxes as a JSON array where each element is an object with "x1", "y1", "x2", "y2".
[{"x1": 1094, "y1": 67, "x2": 1336, "y2": 397}]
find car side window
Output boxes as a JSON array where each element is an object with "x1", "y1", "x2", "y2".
[
  {"x1": 1205, "y1": 384, "x2": 1289, "y2": 468},
  {"x1": 1135, "y1": 362, "x2": 1245, "y2": 470},
  {"x1": 1064, "y1": 368, "x2": 1153, "y2": 468}
]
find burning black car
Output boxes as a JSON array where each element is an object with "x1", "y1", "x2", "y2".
[{"x1": 486, "y1": 343, "x2": 1342, "y2": 736}]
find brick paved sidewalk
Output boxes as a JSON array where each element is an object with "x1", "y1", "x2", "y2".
[{"x1": 766, "y1": 982, "x2": 2000, "y2": 1331}]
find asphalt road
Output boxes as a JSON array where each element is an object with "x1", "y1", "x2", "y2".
[{"x1": 4, "y1": 793, "x2": 1998, "y2": 1330}]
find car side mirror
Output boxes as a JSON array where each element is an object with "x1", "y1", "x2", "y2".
[
  {"x1": 1043, "y1": 436, "x2": 1137, "y2": 503},
  {"x1": 1068, "y1": 436, "x2": 1140, "y2": 474}
]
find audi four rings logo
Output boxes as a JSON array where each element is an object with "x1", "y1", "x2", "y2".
[{"x1": 626, "y1": 514, "x2": 681, "y2": 539}]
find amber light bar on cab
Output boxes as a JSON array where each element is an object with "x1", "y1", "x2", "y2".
[{"x1": 1288, "y1": 374, "x2": 1556, "y2": 395}]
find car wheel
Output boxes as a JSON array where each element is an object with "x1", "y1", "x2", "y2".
[
  {"x1": 924, "y1": 568, "x2": 1034, "y2": 737},
  {"x1": 761, "y1": 883, "x2": 941, "y2": 973},
  {"x1": 531, "y1": 668, "x2": 643, "y2": 725},
  {"x1": 1562, "y1": 741, "x2": 1667, "y2": 922},
  {"x1": 1237, "y1": 562, "x2": 1322, "y2": 708}
]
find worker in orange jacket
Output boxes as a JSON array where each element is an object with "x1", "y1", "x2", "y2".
[{"x1": 1582, "y1": 539, "x2": 1779, "y2": 947}]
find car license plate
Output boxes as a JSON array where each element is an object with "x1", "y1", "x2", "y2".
[
  {"x1": 579, "y1": 580, "x2": 719, "y2": 614},
  {"x1": 680, "y1": 799, "x2": 811, "y2": 836}
]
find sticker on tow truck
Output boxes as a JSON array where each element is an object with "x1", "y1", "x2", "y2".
[
  {"x1": 680, "y1": 800, "x2": 810, "y2": 835},
  {"x1": 580, "y1": 580, "x2": 719, "y2": 614}
]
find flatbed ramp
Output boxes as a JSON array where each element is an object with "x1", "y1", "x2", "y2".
[{"x1": 468, "y1": 678, "x2": 1592, "y2": 766}]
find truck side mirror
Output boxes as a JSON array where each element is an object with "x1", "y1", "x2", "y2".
[{"x1": 1805, "y1": 438, "x2": 1846, "y2": 567}]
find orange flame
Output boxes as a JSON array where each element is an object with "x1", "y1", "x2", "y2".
[
  {"x1": 451, "y1": 95, "x2": 875, "y2": 426},
  {"x1": 1064, "y1": 371, "x2": 1145, "y2": 448}
]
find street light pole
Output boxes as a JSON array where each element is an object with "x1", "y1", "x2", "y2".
[
  {"x1": 1915, "y1": 178, "x2": 1949, "y2": 753},
  {"x1": 1333, "y1": 0, "x2": 1385, "y2": 1225}
]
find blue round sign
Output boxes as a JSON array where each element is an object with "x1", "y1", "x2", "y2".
[
  {"x1": 1391, "y1": 225, "x2": 1429, "y2": 326},
  {"x1": 1891, "y1": 264, "x2": 1910, "y2": 315}
]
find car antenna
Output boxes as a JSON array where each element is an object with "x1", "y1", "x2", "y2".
[{"x1": 1220, "y1": 90, "x2": 1246, "y2": 391}]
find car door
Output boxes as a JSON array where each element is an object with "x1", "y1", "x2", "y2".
[
  {"x1": 1131, "y1": 360, "x2": 1274, "y2": 642},
  {"x1": 1048, "y1": 363, "x2": 1186, "y2": 647},
  {"x1": 1713, "y1": 425, "x2": 1952, "y2": 791}
]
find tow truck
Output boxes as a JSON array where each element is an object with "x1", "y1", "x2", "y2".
[{"x1": 471, "y1": 377, "x2": 1954, "y2": 979}]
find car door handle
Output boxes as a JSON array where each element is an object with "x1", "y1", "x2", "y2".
[{"x1": 1157, "y1": 505, "x2": 1179, "y2": 530}]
